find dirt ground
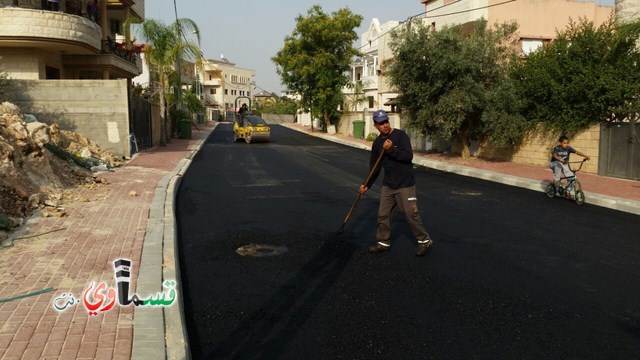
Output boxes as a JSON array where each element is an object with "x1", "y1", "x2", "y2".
[{"x1": 0, "y1": 102, "x2": 121, "y2": 228}]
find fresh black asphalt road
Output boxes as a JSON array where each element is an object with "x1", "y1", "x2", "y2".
[{"x1": 176, "y1": 124, "x2": 640, "y2": 359}]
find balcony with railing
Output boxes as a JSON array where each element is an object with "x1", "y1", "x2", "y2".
[
  {"x1": 203, "y1": 78, "x2": 222, "y2": 86},
  {"x1": 101, "y1": 37, "x2": 142, "y2": 64},
  {"x1": 0, "y1": 4, "x2": 101, "y2": 52}
]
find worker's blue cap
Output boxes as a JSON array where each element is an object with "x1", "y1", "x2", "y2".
[{"x1": 373, "y1": 110, "x2": 389, "y2": 124}]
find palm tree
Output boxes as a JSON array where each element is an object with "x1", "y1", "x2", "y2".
[
  {"x1": 344, "y1": 80, "x2": 371, "y2": 112},
  {"x1": 183, "y1": 89, "x2": 205, "y2": 120},
  {"x1": 135, "y1": 18, "x2": 201, "y2": 145}
]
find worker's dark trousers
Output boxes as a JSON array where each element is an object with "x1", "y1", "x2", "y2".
[{"x1": 376, "y1": 185, "x2": 431, "y2": 246}]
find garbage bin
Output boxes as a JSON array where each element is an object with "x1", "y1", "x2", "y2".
[
  {"x1": 353, "y1": 120, "x2": 365, "y2": 139},
  {"x1": 179, "y1": 120, "x2": 192, "y2": 139}
]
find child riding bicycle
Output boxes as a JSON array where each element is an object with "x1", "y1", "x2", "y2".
[{"x1": 550, "y1": 135, "x2": 590, "y2": 195}]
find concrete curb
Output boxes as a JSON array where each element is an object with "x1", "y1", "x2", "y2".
[
  {"x1": 132, "y1": 124, "x2": 217, "y2": 360},
  {"x1": 281, "y1": 123, "x2": 640, "y2": 216}
]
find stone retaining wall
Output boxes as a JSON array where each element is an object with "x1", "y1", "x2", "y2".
[{"x1": 13, "y1": 79, "x2": 131, "y2": 156}]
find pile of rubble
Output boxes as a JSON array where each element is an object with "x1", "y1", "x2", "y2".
[{"x1": 0, "y1": 102, "x2": 122, "y2": 236}]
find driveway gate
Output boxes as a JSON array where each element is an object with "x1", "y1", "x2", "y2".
[
  {"x1": 599, "y1": 122, "x2": 640, "y2": 180},
  {"x1": 129, "y1": 97, "x2": 153, "y2": 154}
]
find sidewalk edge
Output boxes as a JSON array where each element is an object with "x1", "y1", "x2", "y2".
[
  {"x1": 280, "y1": 123, "x2": 640, "y2": 216},
  {"x1": 131, "y1": 124, "x2": 217, "y2": 360}
]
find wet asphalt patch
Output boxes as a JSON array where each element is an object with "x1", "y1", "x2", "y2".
[{"x1": 236, "y1": 243, "x2": 289, "y2": 257}]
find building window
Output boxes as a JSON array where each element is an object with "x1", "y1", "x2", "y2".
[
  {"x1": 522, "y1": 39, "x2": 544, "y2": 55},
  {"x1": 368, "y1": 96, "x2": 374, "y2": 108},
  {"x1": 45, "y1": 66, "x2": 60, "y2": 80},
  {"x1": 209, "y1": 75, "x2": 212, "y2": 80},
  {"x1": 225, "y1": 89, "x2": 228, "y2": 95}
]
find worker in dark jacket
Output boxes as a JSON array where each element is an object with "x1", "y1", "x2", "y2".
[{"x1": 359, "y1": 110, "x2": 434, "y2": 256}]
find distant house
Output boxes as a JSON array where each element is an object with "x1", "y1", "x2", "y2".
[
  {"x1": 343, "y1": 18, "x2": 401, "y2": 114},
  {"x1": 254, "y1": 90, "x2": 275, "y2": 106},
  {"x1": 199, "y1": 55, "x2": 255, "y2": 118},
  {"x1": 281, "y1": 89, "x2": 301, "y2": 101}
]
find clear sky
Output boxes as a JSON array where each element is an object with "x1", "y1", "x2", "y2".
[
  {"x1": 143, "y1": 0, "x2": 615, "y2": 94},
  {"x1": 144, "y1": 1, "x2": 425, "y2": 93}
]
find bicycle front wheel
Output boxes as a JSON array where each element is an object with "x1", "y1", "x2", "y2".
[
  {"x1": 574, "y1": 181, "x2": 585, "y2": 205},
  {"x1": 545, "y1": 183, "x2": 556, "y2": 198}
]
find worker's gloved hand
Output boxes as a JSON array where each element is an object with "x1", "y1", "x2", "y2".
[
  {"x1": 359, "y1": 185, "x2": 368, "y2": 195},
  {"x1": 383, "y1": 139, "x2": 393, "y2": 150}
]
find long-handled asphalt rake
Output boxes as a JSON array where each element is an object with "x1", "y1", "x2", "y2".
[{"x1": 336, "y1": 149, "x2": 385, "y2": 235}]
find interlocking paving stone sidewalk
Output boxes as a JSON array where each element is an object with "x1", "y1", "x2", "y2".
[{"x1": 0, "y1": 123, "x2": 215, "y2": 360}]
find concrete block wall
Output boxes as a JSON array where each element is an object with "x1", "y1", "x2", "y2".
[
  {"x1": 338, "y1": 112, "x2": 401, "y2": 139},
  {"x1": 479, "y1": 124, "x2": 601, "y2": 174},
  {"x1": 261, "y1": 113, "x2": 295, "y2": 124},
  {"x1": 0, "y1": 49, "x2": 42, "y2": 80},
  {"x1": 13, "y1": 79, "x2": 131, "y2": 157},
  {"x1": 338, "y1": 113, "x2": 362, "y2": 136}
]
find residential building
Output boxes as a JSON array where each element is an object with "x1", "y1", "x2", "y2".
[
  {"x1": 0, "y1": 0, "x2": 148, "y2": 157},
  {"x1": 254, "y1": 90, "x2": 275, "y2": 106},
  {"x1": 281, "y1": 89, "x2": 301, "y2": 101},
  {"x1": 344, "y1": 18, "x2": 401, "y2": 114},
  {"x1": 371, "y1": 0, "x2": 612, "y2": 119},
  {"x1": 0, "y1": 0, "x2": 144, "y2": 81},
  {"x1": 201, "y1": 55, "x2": 255, "y2": 118},
  {"x1": 420, "y1": 0, "x2": 613, "y2": 54}
]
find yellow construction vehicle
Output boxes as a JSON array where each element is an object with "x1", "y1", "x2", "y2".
[
  {"x1": 231, "y1": 97, "x2": 270, "y2": 143},
  {"x1": 233, "y1": 114, "x2": 270, "y2": 143}
]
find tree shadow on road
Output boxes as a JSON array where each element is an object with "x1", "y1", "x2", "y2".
[{"x1": 203, "y1": 232, "x2": 358, "y2": 359}]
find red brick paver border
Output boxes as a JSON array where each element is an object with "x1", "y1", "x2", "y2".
[{"x1": 0, "y1": 123, "x2": 214, "y2": 360}]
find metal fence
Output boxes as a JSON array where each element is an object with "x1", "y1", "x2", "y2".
[{"x1": 129, "y1": 97, "x2": 152, "y2": 154}]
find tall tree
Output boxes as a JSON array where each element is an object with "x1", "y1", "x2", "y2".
[
  {"x1": 388, "y1": 19, "x2": 522, "y2": 158},
  {"x1": 255, "y1": 96, "x2": 298, "y2": 115},
  {"x1": 515, "y1": 17, "x2": 640, "y2": 135},
  {"x1": 273, "y1": 5, "x2": 362, "y2": 129},
  {"x1": 136, "y1": 18, "x2": 201, "y2": 145}
]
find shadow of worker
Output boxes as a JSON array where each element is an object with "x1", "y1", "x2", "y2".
[{"x1": 204, "y1": 233, "x2": 358, "y2": 359}]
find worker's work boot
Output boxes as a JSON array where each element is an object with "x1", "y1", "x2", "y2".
[
  {"x1": 369, "y1": 241, "x2": 391, "y2": 253},
  {"x1": 416, "y1": 239, "x2": 433, "y2": 257}
]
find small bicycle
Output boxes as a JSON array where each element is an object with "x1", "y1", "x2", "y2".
[{"x1": 545, "y1": 159, "x2": 587, "y2": 206}]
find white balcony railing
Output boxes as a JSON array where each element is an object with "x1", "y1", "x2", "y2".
[{"x1": 203, "y1": 78, "x2": 222, "y2": 86}]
